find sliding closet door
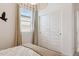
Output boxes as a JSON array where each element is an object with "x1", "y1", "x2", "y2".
[{"x1": 38, "y1": 10, "x2": 62, "y2": 52}]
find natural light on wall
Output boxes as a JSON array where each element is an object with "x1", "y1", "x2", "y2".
[
  {"x1": 20, "y1": 7, "x2": 32, "y2": 32},
  {"x1": 19, "y1": 3, "x2": 37, "y2": 33}
]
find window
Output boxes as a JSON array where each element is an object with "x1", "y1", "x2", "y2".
[{"x1": 20, "y1": 8, "x2": 33, "y2": 32}]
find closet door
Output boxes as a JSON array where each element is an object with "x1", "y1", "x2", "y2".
[{"x1": 38, "y1": 10, "x2": 62, "y2": 52}]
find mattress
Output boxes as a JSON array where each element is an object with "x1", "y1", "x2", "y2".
[{"x1": 0, "y1": 46, "x2": 40, "y2": 56}]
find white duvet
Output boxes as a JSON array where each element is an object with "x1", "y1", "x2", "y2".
[{"x1": 0, "y1": 46, "x2": 40, "y2": 56}]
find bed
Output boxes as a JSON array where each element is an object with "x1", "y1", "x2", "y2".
[{"x1": 0, "y1": 43, "x2": 63, "y2": 56}]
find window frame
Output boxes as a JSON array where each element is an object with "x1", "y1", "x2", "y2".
[{"x1": 19, "y1": 7, "x2": 33, "y2": 32}]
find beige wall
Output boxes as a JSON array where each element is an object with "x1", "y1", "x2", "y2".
[
  {"x1": 37, "y1": 3, "x2": 48, "y2": 11},
  {"x1": 0, "y1": 3, "x2": 17, "y2": 50}
]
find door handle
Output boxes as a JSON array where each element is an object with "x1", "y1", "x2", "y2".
[{"x1": 59, "y1": 33, "x2": 61, "y2": 35}]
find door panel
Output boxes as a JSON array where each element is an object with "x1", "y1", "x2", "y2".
[{"x1": 38, "y1": 10, "x2": 62, "y2": 52}]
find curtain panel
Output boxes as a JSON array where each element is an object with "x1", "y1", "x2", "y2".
[
  {"x1": 33, "y1": 5, "x2": 38, "y2": 45},
  {"x1": 14, "y1": 4, "x2": 22, "y2": 46},
  {"x1": 14, "y1": 3, "x2": 38, "y2": 46}
]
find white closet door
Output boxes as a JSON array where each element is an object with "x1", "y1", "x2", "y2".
[{"x1": 38, "y1": 10, "x2": 62, "y2": 52}]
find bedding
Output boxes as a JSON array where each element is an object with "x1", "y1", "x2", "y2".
[
  {"x1": 0, "y1": 46, "x2": 40, "y2": 56},
  {"x1": 23, "y1": 43, "x2": 63, "y2": 56},
  {"x1": 0, "y1": 43, "x2": 63, "y2": 56}
]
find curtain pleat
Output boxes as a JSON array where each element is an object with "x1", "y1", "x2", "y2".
[
  {"x1": 14, "y1": 4, "x2": 22, "y2": 46},
  {"x1": 33, "y1": 5, "x2": 38, "y2": 45},
  {"x1": 19, "y1": 3, "x2": 36, "y2": 11}
]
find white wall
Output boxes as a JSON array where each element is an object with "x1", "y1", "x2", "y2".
[
  {"x1": 61, "y1": 4, "x2": 74, "y2": 56},
  {"x1": 0, "y1": 3, "x2": 17, "y2": 50},
  {"x1": 22, "y1": 32, "x2": 33, "y2": 44},
  {"x1": 38, "y1": 3, "x2": 75, "y2": 56},
  {"x1": 77, "y1": 11, "x2": 79, "y2": 51}
]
